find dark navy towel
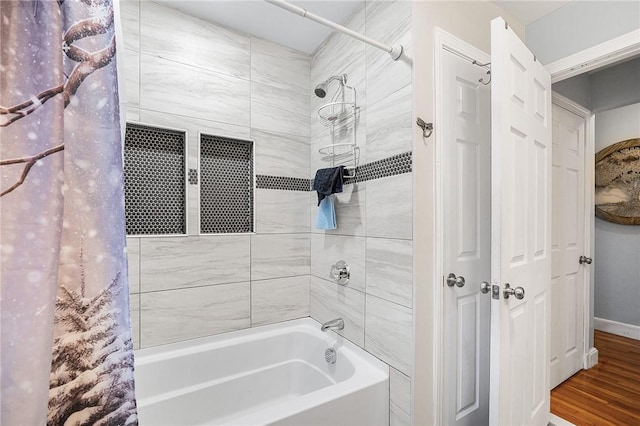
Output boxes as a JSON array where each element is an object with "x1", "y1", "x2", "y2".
[{"x1": 312, "y1": 166, "x2": 344, "y2": 205}]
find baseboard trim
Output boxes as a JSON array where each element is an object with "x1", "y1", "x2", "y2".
[
  {"x1": 594, "y1": 317, "x2": 640, "y2": 340},
  {"x1": 585, "y1": 347, "x2": 599, "y2": 369},
  {"x1": 550, "y1": 413, "x2": 576, "y2": 426}
]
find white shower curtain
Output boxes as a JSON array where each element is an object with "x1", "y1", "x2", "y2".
[{"x1": 0, "y1": 1, "x2": 137, "y2": 424}]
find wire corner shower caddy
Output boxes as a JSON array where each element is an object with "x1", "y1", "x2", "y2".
[{"x1": 316, "y1": 74, "x2": 360, "y2": 179}]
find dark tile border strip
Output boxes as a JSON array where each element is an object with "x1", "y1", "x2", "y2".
[
  {"x1": 345, "y1": 151, "x2": 412, "y2": 184},
  {"x1": 256, "y1": 151, "x2": 413, "y2": 192},
  {"x1": 256, "y1": 175, "x2": 312, "y2": 191}
]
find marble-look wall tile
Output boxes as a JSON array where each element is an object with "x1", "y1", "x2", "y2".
[
  {"x1": 365, "y1": 0, "x2": 412, "y2": 47},
  {"x1": 390, "y1": 368, "x2": 412, "y2": 426},
  {"x1": 310, "y1": 4, "x2": 366, "y2": 138},
  {"x1": 119, "y1": 0, "x2": 139, "y2": 52},
  {"x1": 129, "y1": 293, "x2": 140, "y2": 350},
  {"x1": 251, "y1": 234, "x2": 310, "y2": 280},
  {"x1": 366, "y1": 173, "x2": 412, "y2": 240},
  {"x1": 251, "y1": 82, "x2": 310, "y2": 138},
  {"x1": 140, "y1": 1, "x2": 250, "y2": 80},
  {"x1": 122, "y1": 48, "x2": 139, "y2": 108},
  {"x1": 255, "y1": 189, "x2": 310, "y2": 234},
  {"x1": 366, "y1": 29, "x2": 412, "y2": 106},
  {"x1": 187, "y1": 177, "x2": 198, "y2": 236},
  {"x1": 365, "y1": 294, "x2": 412, "y2": 375},
  {"x1": 138, "y1": 109, "x2": 251, "y2": 145},
  {"x1": 140, "y1": 53, "x2": 250, "y2": 127},
  {"x1": 310, "y1": 182, "x2": 367, "y2": 237},
  {"x1": 366, "y1": 238, "x2": 412, "y2": 307},
  {"x1": 140, "y1": 282, "x2": 250, "y2": 347},
  {"x1": 126, "y1": 237, "x2": 140, "y2": 294},
  {"x1": 311, "y1": 234, "x2": 365, "y2": 293},
  {"x1": 366, "y1": 84, "x2": 412, "y2": 163},
  {"x1": 125, "y1": 105, "x2": 140, "y2": 122},
  {"x1": 251, "y1": 276, "x2": 310, "y2": 326},
  {"x1": 140, "y1": 236, "x2": 250, "y2": 292},
  {"x1": 253, "y1": 128, "x2": 310, "y2": 178},
  {"x1": 251, "y1": 37, "x2": 310, "y2": 93},
  {"x1": 310, "y1": 276, "x2": 365, "y2": 347}
]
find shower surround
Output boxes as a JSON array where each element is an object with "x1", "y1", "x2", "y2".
[{"x1": 120, "y1": 0, "x2": 412, "y2": 424}]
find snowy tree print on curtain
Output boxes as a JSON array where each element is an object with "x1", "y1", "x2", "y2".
[{"x1": 0, "y1": 1, "x2": 137, "y2": 425}]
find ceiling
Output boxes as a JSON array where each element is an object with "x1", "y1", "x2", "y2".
[{"x1": 155, "y1": 0, "x2": 574, "y2": 54}]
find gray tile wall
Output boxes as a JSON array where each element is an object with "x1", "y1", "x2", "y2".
[
  {"x1": 121, "y1": 0, "x2": 310, "y2": 348},
  {"x1": 309, "y1": 1, "x2": 413, "y2": 425}
]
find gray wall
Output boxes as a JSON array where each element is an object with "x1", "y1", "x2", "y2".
[
  {"x1": 526, "y1": 0, "x2": 640, "y2": 64},
  {"x1": 552, "y1": 56, "x2": 640, "y2": 112},
  {"x1": 594, "y1": 103, "x2": 640, "y2": 328},
  {"x1": 590, "y1": 57, "x2": 640, "y2": 113},
  {"x1": 120, "y1": 0, "x2": 312, "y2": 349},
  {"x1": 552, "y1": 73, "x2": 589, "y2": 109},
  {"x1": 551, "y1": 58, "x2": 640, "y2": 332}
]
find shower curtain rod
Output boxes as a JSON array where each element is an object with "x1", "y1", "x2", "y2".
[{"x1": 264, "y1": 0, "x2": 404, "y2": 60}]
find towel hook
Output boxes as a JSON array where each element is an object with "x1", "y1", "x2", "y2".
[
  {"x1": 479, "y1": 69, "x2": 491, "y2": 85},
  {"x1": 472, "y1": 60, "x2": 492, "y2": 86},
  {"x1": 416, "y1": 117, "x2": 433, "y2": 139}
]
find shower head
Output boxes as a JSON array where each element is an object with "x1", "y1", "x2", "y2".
[
  {"x1": 314, "y1": 83, "x2": 328, "y2": 98},
  {"x1": 314, "y1": 74, "x2": 347, "y2": 98}
]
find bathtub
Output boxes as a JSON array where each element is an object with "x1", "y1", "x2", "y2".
[{"x1": 134, "y1": 318, "x2": 389, "y2": 425}]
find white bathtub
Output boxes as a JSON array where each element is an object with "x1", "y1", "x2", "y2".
[{"x1": 134, "y1": 318, "x2": 389, "y2": 426}]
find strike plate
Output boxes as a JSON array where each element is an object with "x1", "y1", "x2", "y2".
[{"x1": 491, "y1": 284, "x2": 500, "y2": 300}]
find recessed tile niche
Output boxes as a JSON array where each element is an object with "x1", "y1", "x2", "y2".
[
  {"x1": 200, "y1": 134, "x2": 254, "y2": 234},
  {"x1": 123, "y1": 123, "x2": 186, "y2": 235}
]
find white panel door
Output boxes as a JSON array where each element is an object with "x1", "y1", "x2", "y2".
[
  {"x1": 489, "y1": 17, "x2": 552, "y2": 426},
  {"x1": 442, "y1": 49, "x2": 491, "y2": 426},
  {"x1": 550, "y1": 103, "x2": 586, "y2": 389}
]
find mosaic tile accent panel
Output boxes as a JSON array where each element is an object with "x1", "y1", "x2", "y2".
[
  {"x1": 256, "y1": 175, "x2": 312, "y2": 192},
  {"x1": 188, "y1": 168, "x2": 198, "y2": 185},
  {"x1": 124, "y1": 123, "x2": 186, "y2": 235},
  {"x1": 200, "y1": 134, "x2": 254, "y2": 234},
  {"x1": 345, "y1": 151, "x2": 412, "y2": 184}
]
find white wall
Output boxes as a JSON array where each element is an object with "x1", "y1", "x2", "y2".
[
  {"x1": 594, "y1": 103, "x2": 640, "y2": 328},
  {"x1": 525, "y1": 0, "x2": 640, "y2": 64}
]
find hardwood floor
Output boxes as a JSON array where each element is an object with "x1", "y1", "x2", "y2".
[{"x1": 551, "y1": 330, "x2": 640, "y2": 425}]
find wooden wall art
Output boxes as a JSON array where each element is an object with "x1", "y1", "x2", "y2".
[{"x1": 595, "y1": 138, "x2": 640, "y2": 225}]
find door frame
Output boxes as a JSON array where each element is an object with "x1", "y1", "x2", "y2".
[
  {"x1": 433, "y1": 27, "x2": 492, "y2": 425},
  {"x1": 424, "y1": 26, "x2": 639, "y2": 426},
  {"x1": 550, "y1": 92, "x2": 596, "y2": 371}
]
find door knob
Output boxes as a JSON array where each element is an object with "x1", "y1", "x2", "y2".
[
  {"x1": 446, "y1": 273, "x2": 465, "y2": 288},
  {"x1": 579, "y1": 255, "x2": 592, "y2": 265},
  {"x1": 503, "y1": 283, "x2": 525, "y2": 300},
  {"x1": 480, "y1": 281, "x2": 490, "y2": 294}
]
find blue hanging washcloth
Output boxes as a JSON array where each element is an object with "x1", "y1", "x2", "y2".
[
  {"x1": 312, "y1": 166, "x2": 345, "y2": 206},
  {"x1": 315, "y1": 195, "x2": 337, "y2": 230}
]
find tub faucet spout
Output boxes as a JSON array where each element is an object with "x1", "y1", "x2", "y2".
[{"x1": 321, "y1": 318, "x2": 344, "y2": 332}]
